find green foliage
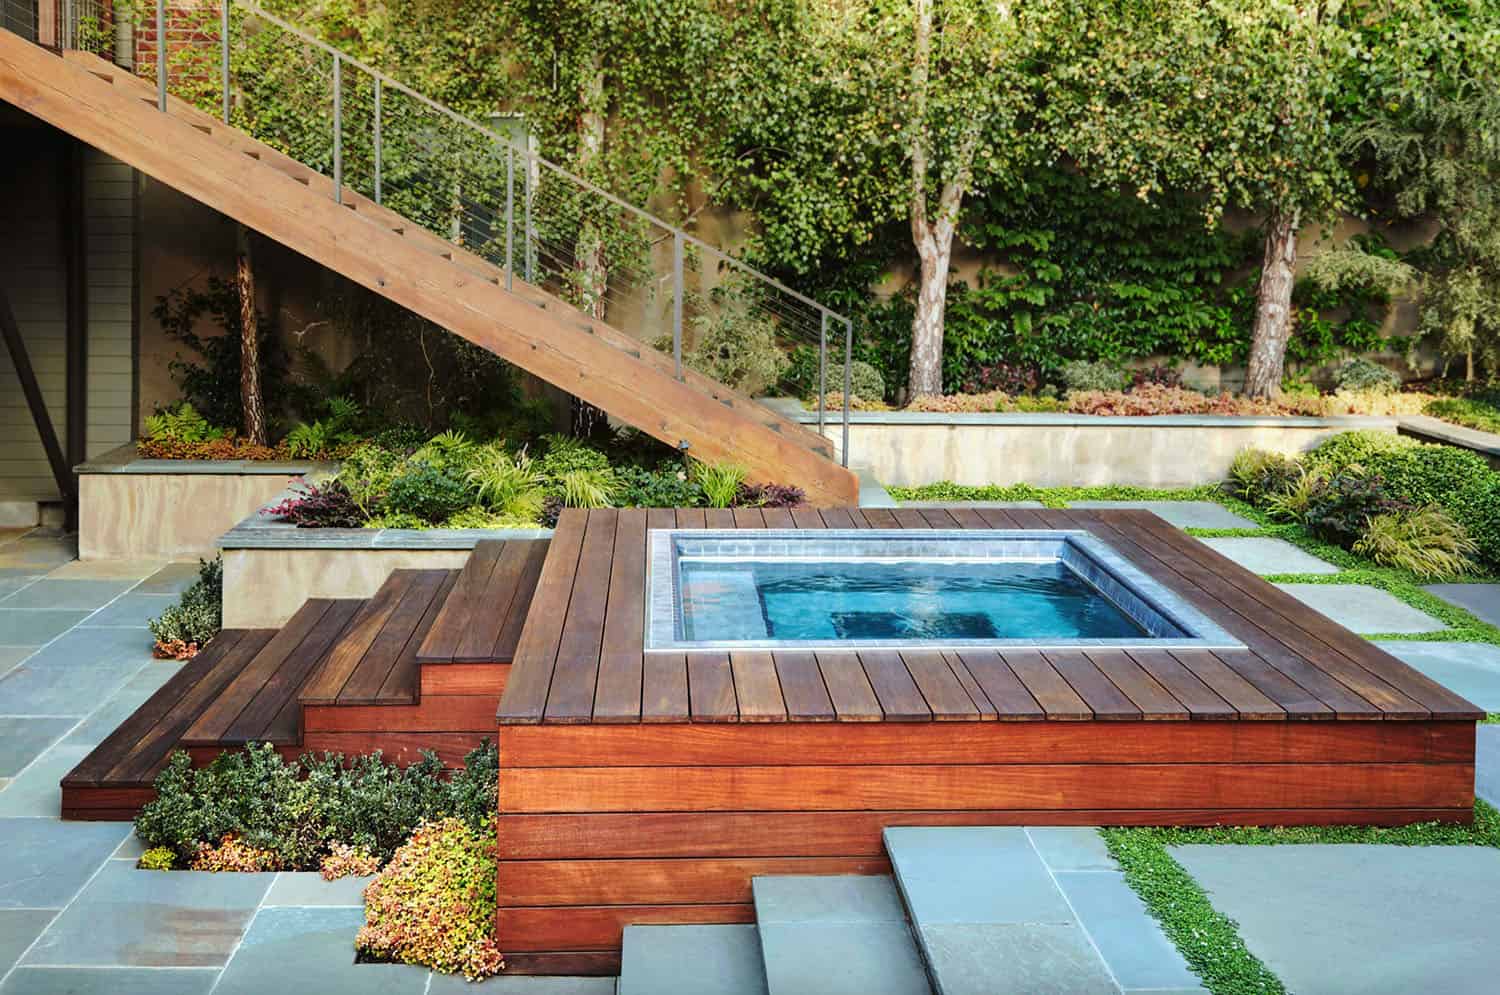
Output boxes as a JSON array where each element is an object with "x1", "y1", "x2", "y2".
[
  {"x1": 463, "y1": 445, "x2": 546, "y2": 522},
  {"x1": 693, "y1": 461, "x2": 748, "y2": 509},
  {"x1": 683, "y1": 296, "x2": 790, "y2": 397},
  {"x1": 614, "y1": 462, "x2": 702, "y2": 508},
  {"x1": 1426, "y1": 395, "x2": 1500, "y2": 434},
  {"x1": 137, "y1": 847, "x2": 176, "y2": 871},
  {"x1": 1333, "y1": 358, "x2": 1401, "y2": 394},
  {"x1": 1354, "y1": 506, "x2": 1479, "y2": 579},
  {"x1": 147, "y1": 557, "x2": 223, "y2": 650},
  {"x1": 538, "y1": 436, "x2": 612, "y2": 479},
  {"x1": 555, "y1": 468, "x2": 616, "y2": 509},
  {"x1": 1304, "y1": 430, "x2": 1418, "y2": 474},
  {"x1": 381, "y1": 465, "x2": 472, "y2": 522},
  {"x1": 134, "y1": 741, "x2": 500, "y2": 870},
  {"x1": 283, "y1": 396, "x2": 364, "y2": 458},
  {"x1": 1060, "y1": 360, "x2": 1131, "y2": 394},
  {"x1": 1301, "y1": 470, "x2": 1406, "y2": 545},
  {"x1": 1226, "y1": 449, "x2": 1302, "y2": 506},
  {"x1": 145, "y1": 403, "x2": 230, "y2": 444},
  {"x1": 847, "y1": 361, "x2": 886, "y2": 404},
  {"x1": 356, "y1": 818, "x2": 504, "y2": 980}
]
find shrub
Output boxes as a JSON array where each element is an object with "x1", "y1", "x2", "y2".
[
  {"x1": 1360, "y1": 443, "x2": 1492, "y2": 508},
  {"x1": 321, "y1": 842, "x2": 380, "y2": 881},
  {"x1": 735, "y1": 482, "x2": 806, "y2": 508},
  {"x1": 1129, "y1": 363, "x2": 1184, "y2": 389},
  {"x1": 411, "y1": 430, "x2": 479, "y2": 473},
  {"x1": 1354, "y1": 506, "x2": 1479, "y2": 579},
  {"x1": 615, "y1": 463, "x2": 703, "y2": 508},
  {"x1": 191, "y1": 834, "x2": 282, "y2": 872},
  {"x1": 1302, "y1": 470, "x2": 1408, "y2": 545},
  {"x1": 464, "y1": 445, "x2": 545, "y2": 521},
  {"x1": 693, "y1": 461, "x2": 748, "y2": 509},
  {"x1": 1426, "y1": 396, "x2": 1500, "y2": 434},
  {"x1": 442, "y1": 506, "x2": 515, "y2": 529},
  {"x1": 847, "y1": 361, "x2": 886, "y2": 403},
  {"x1": 138, "y1": 847, "x2": 176, "y2": 871},
  {"x1": 959, "y1": 362, "x2": 1041, "y2": 396},
  {"x1": 684, "y1": 307, "x2": 789, "y2": 396},
  {"x1": 148, "y1": 557, "x2": 223, "y2": 658},
  {"x1": 555, "y1": 468, "x2": 616, "y2": 509},
  {"x1": 1263, "y1": 466, "x2": 1327, "y2": 524},
  {"x1": 356, "y1": 818, "x2": 504, "y2": 980},
  {"x1": 538, "y1": 435, "x2": 612, "y2": 479},
  {"x1": 265, "y1": 479, "x2": 364, "y2": 529},
  {"x1": 538, "y1": 495, "x2": 564, "y2": 528},
  {"x1": 382, "y1": 466, "x2": 472, "y2": 522},
  {"x1": 1303, "y1": 430, "x2": 1417, "y2": 474},
  {"x1": 1061, "y1": 359, "x2": 1131, "y2": 393},
  {"x1": 134, "y1": 741, "x2": 500, "y2": 871},
  {"x1": 1450, "y1": 473, "x2": 1500, "y2": 568},
  {"x1": 1333, "y1": 357, "x2": 1401, "y2": 394},
  {"x1": 1226, "y1": 448, "x2": 1301, "y2": 506},
  {"x1": 361, "y1": 512, "x2": 429, "y2": 530}
]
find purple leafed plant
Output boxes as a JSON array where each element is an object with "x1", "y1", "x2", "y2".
[
  {"x1": 735, "y1": 482, "x2": 806, "y2": 508},
  {"x1": 264, "y1": 480, "x2": 364, "y2": 528}
]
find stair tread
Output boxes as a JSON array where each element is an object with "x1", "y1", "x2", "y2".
[
  {"x1": 418, "y1": 540, "x2": 547, "y2": 664},
  {"x1": 751, "y1": 875, "x2": 930, "y2": 995},
  {"x1": 883, "y1": 827, "x2": 1121, "y2": 995},
  {"x1": 619, "y1": 924, "x2": 767, "y2": 995}
]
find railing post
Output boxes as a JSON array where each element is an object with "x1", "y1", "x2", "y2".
[
  {"x1": 817, "y1": 310, "x2": 827, "y2": 438},
  {"x1": 523, "y1": 144, "x2": 535, "y2": 283},
  {"x1": 672, "y1": 232, "x2": 685, "y2": 381},
  {"x1": 154, "y1": 0, "x2": 166, "y2": 111},
  {"x1": 372, "y1": 77, "x2": 382, "y2": 204},
  {"x1": 331, "y1": 52, "x2": 342, "y2": 204},
  {"x1": 504, "y1": 145, "x2": 515, "y2": 291},
  {"x1": 841, "y1": 318, "x2": 852, "y2": 468},
  {"x1": 219, "y1": 0, "x2": 230, "y2": 123}
]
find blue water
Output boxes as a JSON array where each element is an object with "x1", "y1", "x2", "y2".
[{"x1": 678, "y1": 558, "x2": 1149, "y2": 642}]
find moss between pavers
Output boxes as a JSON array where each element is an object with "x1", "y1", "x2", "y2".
[{"x1": 1102, "y1": 802, "x2": 1500, "y2": 995}]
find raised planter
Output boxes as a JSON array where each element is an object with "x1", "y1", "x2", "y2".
[
  {"x1": 74, "y1": 444, "x2": 335, "y2": 561},
  {"x1": 763, "y1": 403, "x2": 1399, "y2": 488},
  {"x1": 218, "y1": 488, "x2": 551, "y2": 628},
  {"x1": 1398, "y1": 415, "x2": 1500, "y2": 469}
]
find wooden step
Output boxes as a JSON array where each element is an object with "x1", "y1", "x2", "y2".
[
  {"x1": 298, "y1": 568, "x2": 457, "y2": 706},
  {"x1": 26, "y1": 45, "x2": 858, "y2": 498},
  {"x1": 418, "y1": 539, "x2": 548, "y2": 664}
]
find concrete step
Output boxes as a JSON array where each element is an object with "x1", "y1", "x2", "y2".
[
  {"x1": 883, "y1": 826, "x2": 1119, "y2": 995},
  {"x1": 617, "y1": 924, "x2": 768, "y2": 995},
  {"x1": 751, "y1": 875, "x2": 931, "y2": 995}
]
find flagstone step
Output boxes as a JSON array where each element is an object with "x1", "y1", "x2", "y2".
[{"x1": 617, "y1": 924, "x2": 767, "y2": 995}]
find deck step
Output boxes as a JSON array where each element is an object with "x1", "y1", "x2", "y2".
[
  {"x1": 751, "y1": 876, "x2": 930, "y2": 995},
  {"x1": 882, "y1": 827, "x2": 1120, "y2": 995},
  {"x1": 618, "y1": 924, "x2": 768, "y2": 995},
  {"x1": 417, "y1": 539, "x2": 548, "y2": 664}
]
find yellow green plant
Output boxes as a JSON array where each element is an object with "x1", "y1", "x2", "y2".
[
  {"x1": 464, "y1": 445, "x2": 545, "y2": 520},
  {"x1": 1354, "y1": 506, "x2": 1479, "y2": 579},
  {"x1": 693, "y1": 461, "x2": 748, "y2": 509}
]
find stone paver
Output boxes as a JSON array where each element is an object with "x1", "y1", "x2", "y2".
[
  {"x1": 430, "y1": 977, "x2": 617, "y2": 994},
  {"x1": 1064, "y1": 500, "x2": 1257, "y2": 530},
  {"x1": 262, "y1": 872, "x2": 371, "y2": 907},
  {"x1": 0, "y1": 612, "x2": 90, "y2": 648},
  {"x1": 214, "y1": 907, "x2": 426, "y2": 995},
  {"x1": 1198, "y1": 537, "x2": 1339, "y2": 576},
  {"x1": 1025, "y1": 827, "x2": 1119, "y2": 872},
  {"x1": 0, "y1": 968, "x2": 217, "y2": 995},
  {"x1": 1375, "y1": 642, "x2": 1500, "y2": 712},
  {"x1": 132, "y1": 562, "x2": 204, "y2": 596},
  {"x1": 0, "y1": 628, "x2": 154, "y2": 717},
  {"x1": 1274, "y1": 583, "x2": 1446, "y2": 634},
  {"x1": 1477, "y1": 726, "x2": 1500, "y2": 808},
  {"x1": 0, "y1": 912, "x2": 54, "y2": 971},
  {"x1": 22, "y1": 861, "x2": 275, "y2": 967},
  {"x1": 0, "y1": 580, "x2": 135, "y2": 612},
  {"x1": 1172, "y1": 844, "x2": 1500, "y2": 995},
  {"x1": 1424, "y1": 583, "x2": 1500, "y2": 628},
  {"x1": 619, "y1": 924, "x2": 767, "y2": 995},
  {"x1": 0, "y1": 720, "x2": 74, "y2": 778},
  {"x1": 78, "y1": 594, "x2": 179, "y2": 629},
  {"x1": 64, "y1": 663, "x2": 183, "y2": 746},
  {"x1": 754, "y1": 876, "x2": 928, "y2": 995},
  {"x1": 45, "y1": 560, "x2": 166, "y2": 582},
  {"x1": 0, "y1": 819, "x2": 130, "y2": 908},
  {"x1": 1054, "y1": 871, "x2": 1205, "y2": 993},
  {"x1": 0, "y1": 746, "x2": 93, "y2": 818}
]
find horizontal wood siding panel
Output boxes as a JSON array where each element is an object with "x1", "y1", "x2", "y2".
[
  {"x1": 497, "y1": 904, "x2": 754, "y2": 952},
  {"x1": 497, "y1": 856, "x2": 890, "y2": 906}
]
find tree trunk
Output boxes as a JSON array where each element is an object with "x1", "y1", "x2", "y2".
[
  {"x1": 1244, "y1": 210, "x2": 1300, "y2": 400},
  {"x1": 571, "y1": 52, "x2": 608, "y2": 437},
  {"x1": 908, "y1": 219, "x2": 956, "y2": 396},
  {"x1": 235, "y1": 223, "x2": 267, "y2": 445}
]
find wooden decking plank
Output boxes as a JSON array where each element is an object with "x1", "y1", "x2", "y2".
[
  {"x1": 704, "y1": 508, "x2": 737, "y2": 528},
  {"x1": 677, "y1": 507, "x2": 708, "y2": 529},
  {"x1": 1085, "y1": 650, "x2": 1189, "y2": 720},
  {"x1": 378, "y1": 570, "x2": 459, "y2": 704},
  {"x1": 816, "y1": 653, "x2": 883, "y2": 721},
  {"x1": 109, "y1": 630, "x2": 276, "y2": 783},
  {"x1": 731, "y1": 507, "x2": 767, "y2": 528},
  {"x1": 858, "y1": 651, "x2": 932, "y2": 721},
  {"x1": 230, "y1": 599, "x2": 362, "y2": 744},
  {"x1": 889, "y1": 507, "x2": 932, "y2": 529},
  {"x1": 499, "y1": 510, "x2": 589, "y2": 724},
  {"x1": 943, "y1": 506, "x2": 989, "y2": 529},
  {"x1": 182, "y1": 600, "x2": 332, "y2": 744},
  {"x1": 1127, "y1": 649, "x2": 1237, "y2": 719},
  {"x1": 688, "y1": 652, "x2": 738, "y2": 722},
  {"x1": 772, "y1": 651, "x2": 835, "y2": 721},
  {"x1": 819, "y1": 507, "x2": 858, "y2": 528},
  {"x1": 761, "y1": 507, "x2": 797, "y2": 528},
  {"x1": 950, "y1": 650, "x2": 1040, "y2": 720},
  {"x1": 545, "y1": 509, "x2": 620, "y2": 723},
  {"x1": 1045, "y1": 650, "x2": 1141, "y2": 719},
  {"x1": 337, "y1": 569, "x2": 449, "y2": 704},
  {"x1": 1170, "y1": 651, "x2": 1288, "y2": 721},
  {"x1": 999, "y1": 507, "x2": 1051, "y2": 529},
  {"x1": 789, "y1": 506, "x2": 825, "y2": 529},
  {"x1": 1205, "y1": 650, "x2": 1333, "y2": 719},
  {"x1": 901, "y1": 651, "x2": 980, "y2": 720},
  {"x1": 493, "y1": 541, "x2": 551, "y2": 664},
  {"x1": 916, "y1": 508, "x2": 960, "y2": 528},
  {"x1": 972, "y1": 507, "x2": 1025, "y2": 529},
  {"x1": 593, "y1": 510, "x2": 650, "y2": 723},
  {"x1": 731, "y1": 652, "x2": 787, "y2": 722},
  {"x1": 938, "y1": 651, "x2": 998, "y2": 720},
  {"x1": 64, "y1": 630, "x2": 248, "y2": 787},
  {"x1": 1131, "y1": 512, "x2": 1480, "y2": 719},
  {"x1": 298, "y1": 571, "x2": 415, "y2": 703},
  {"x1": 859, "y1": 507, "x2": 900, "y2": 529},
  {"x1": 454, "y1": 541, "x2": 530, "y2": 662},
  {"x1": 418, "y1": 539, "x2": 503, "y2": 663},
  {"x1": 1067, "y1": 510, "x2": 1388, "y2": 719},
  {"x1": 1001, "y1": 650, "x2": 1091, "y2": 720},
  {"x1": 640, "y1": 510, "x2": 690, "y2": 722}
]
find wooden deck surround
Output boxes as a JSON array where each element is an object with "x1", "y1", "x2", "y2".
[
  {"x1": 0, "y1": 36, "x2": 857, "y2": 503},
  {"x1": 60, "y1": 540, "x2": 545, "y2": 820},
  {"x1": 493, "y1": 507, "x2": 1480, "y2": 975}
]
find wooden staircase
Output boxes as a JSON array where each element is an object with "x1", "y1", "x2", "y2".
[
  {"x1": 60, "y1": 539, "x2": 543, "y2": 820},
  {"x1": 0, "y1": 33, "x2": 859, "y2": 503}
]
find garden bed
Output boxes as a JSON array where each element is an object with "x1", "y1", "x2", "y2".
[
  {"x1": 764, "y1": 402, "x2": 1398, "y2": 488},
  {"x1": 74, "y1": 443, "x2": 334, "y2": 561}
]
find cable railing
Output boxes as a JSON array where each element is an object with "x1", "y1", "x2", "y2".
[{"x1": 20, "y1": 0, "x2": 858, "y2": 465}]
